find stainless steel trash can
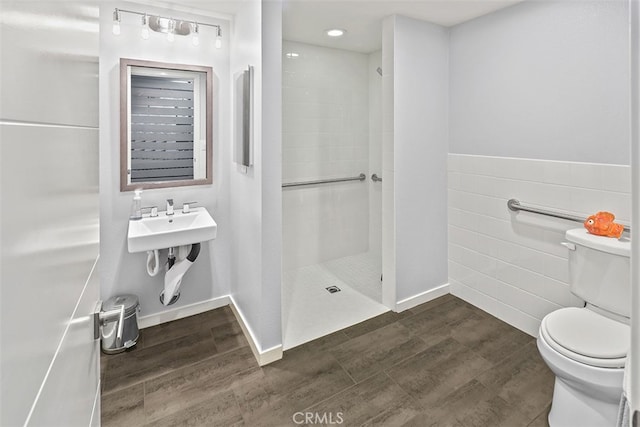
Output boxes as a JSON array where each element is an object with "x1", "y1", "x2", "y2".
[{"x1": 101, "y1": 294, "x2": 140, "y2": 354}]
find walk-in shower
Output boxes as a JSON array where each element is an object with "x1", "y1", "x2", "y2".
[{"x1": 281, "y1": 41, "x2": 387, "y2": 349}]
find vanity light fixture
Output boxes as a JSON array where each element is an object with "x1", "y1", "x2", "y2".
[
  {"x1": 111, "y1": 8, "x2": 222, "y2": 47},
  {"x1": 140, "y1": 14, "x2": 149, "y2": 40},
  {"x1": 112, "y1": 8, "x2": 121, "y2": 35},
  {"x1": 326, "y1": 28, "x2": 345, "y2": 37}
]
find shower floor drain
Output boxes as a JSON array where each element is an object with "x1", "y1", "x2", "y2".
[{"x1": 325, "y1": 286, "x2": 341, "y2": 294}]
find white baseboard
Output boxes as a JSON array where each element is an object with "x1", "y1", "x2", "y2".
[
  {"x1": 229, "y1": 296, "x2": 283, "y2": 366},
  {"x1": 137, "y1": 295, "x2": 230, "y2": 329},
  {"x1": 395, "y1": 282, "x2": 450, "y2": 312},
  {"x1": 450, "y1": 280, "x2": 540, "y2": 337}
]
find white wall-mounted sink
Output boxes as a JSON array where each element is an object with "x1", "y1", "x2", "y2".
[{"x1": 127, "y1": 207, "x2": 217, "y2": 253}]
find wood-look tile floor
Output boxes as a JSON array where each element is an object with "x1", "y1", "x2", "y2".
[{"x1": 101, "y1": 295, "x2": 553, "y2": 427}]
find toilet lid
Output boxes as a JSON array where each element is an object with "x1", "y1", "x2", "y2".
[{"x1": 545, "y1": 308, "x2": 629, "y2": 360}]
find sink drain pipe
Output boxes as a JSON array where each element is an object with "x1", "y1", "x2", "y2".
[
  {"x1": 146, "y1": 249, "x2": 160, "y2": 276},
  {"x1": 160, "y1": 243, "x2": 200, "y2": 306}
]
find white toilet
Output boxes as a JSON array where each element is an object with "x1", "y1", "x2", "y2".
[{"x1": 537, "y1": 228, "x2": 630, "y2": 427}]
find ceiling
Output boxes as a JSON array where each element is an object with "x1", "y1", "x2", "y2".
[
  {"x1": 164, "y1": 0, "x2": 525, "y2": 53},
  {"x1": 282, "y1": 0, "x2": 524, "y2": 53}
]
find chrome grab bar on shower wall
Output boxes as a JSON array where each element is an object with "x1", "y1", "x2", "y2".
[
  {"x1": 507, "y1": 199, "x2": 631, "y2": 232},
  {"x1": 282, "y1": 173, "x2": 366, "y2": 188}
]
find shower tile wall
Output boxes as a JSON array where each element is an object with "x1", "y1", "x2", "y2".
[
  {"x1": 448, "y1": 154, "x2": 631, "y2": 336},
  {"x1": 282, "y1": 41, "x2": 371, "y2": 271}
]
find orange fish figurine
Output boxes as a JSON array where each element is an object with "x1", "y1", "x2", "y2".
[{"x1": 584, "y1": 212, "x2": 624, "y2": 238}]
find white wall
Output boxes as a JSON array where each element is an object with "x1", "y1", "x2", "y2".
[
  {"x1": 99, "y1": 2, "x2": 231, "y2": 318},
  {"x1": 449, "y1": 0, "x2": 630, "y2": 164},
  {"x1": 229, "y1": 0, "x2": 263, "y2": 355},
  {"x1": 383, "y1": 15, "x2": 450, "y2": 307},
  {"x1": 0, "y1": 2, "x2": 100, "y2": 425},
  {"x1": 381, "y1": 17, "x2": 396, "y2": 308},
  {"x1": 369, "y1": 50, "x2": 383, "y2": 259},
  {"x1": 282, "y1": 41, "x2": 370, "y2": 271},
  {"x1": 229, "y1": 0, "x2": 283, "y2": 359},
  {"x1": 448, "y1": 0, "x2": 631, "y2": 336},
  {"x1": 259, "y1": 0, "x2": 283, "y2": 352}
]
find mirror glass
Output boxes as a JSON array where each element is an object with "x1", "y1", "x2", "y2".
[{"x1": 120, "y1": 58, "x2": 213, "y2": 191}]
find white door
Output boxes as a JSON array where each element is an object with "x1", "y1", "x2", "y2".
[
  {"x1": 0, "y1": 2, "x2": 101, "y2": 425},
  {"x1": 632, "y1": 0, "x2": 640, "y2": 424}
]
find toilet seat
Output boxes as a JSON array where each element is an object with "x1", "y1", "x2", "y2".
[{"x1": 540, "y1": 307, "x2": 628, "y2": 368}]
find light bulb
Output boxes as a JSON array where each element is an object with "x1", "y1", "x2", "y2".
[
  {"x1": 112, "y1": 9, "x2": 121, "y2": 35},
  {"x1": 215, "y1": 26, "x2": 222, "y2": 49},
  {"x1": 326, "y1": 28, "x2": 345, "y2": 37},
  {"x1": 192, "y1": 23, "x2": 199, "y2": 46},
  {"x1": 141, "y1": 15, "x2": 149, "y2": 40},
  {"x1": 167, "y1": 19, "x2": 175, "y2": 42}
]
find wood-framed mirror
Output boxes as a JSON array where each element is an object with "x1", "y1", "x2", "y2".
[{"x1": 120, "y1": 58, "x2": 213, "y2": 191}]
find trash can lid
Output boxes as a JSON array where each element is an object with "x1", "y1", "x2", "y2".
[{"x1": 104, "y1": 294, "x2": 139, "y2": 316}]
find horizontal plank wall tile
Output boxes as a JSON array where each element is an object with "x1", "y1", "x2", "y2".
[{"x1": 448, "y1": 154, "x2": 629, "y2": 335}]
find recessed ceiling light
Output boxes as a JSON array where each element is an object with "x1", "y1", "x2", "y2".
[{"x1": 326, "y1": 29, "x2": 345, "y2": 37}]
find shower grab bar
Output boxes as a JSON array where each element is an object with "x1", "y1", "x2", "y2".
[
  {"x1": 507, "y1": 199, "x2": 630, "y2": 232},
  {"x1": 282, "y1": 173, "x2": 366, "y2": 188}
]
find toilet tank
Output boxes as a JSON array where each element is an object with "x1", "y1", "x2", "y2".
[{"x1": 566, "y1": 228, "x2": 631, "y2": 318}]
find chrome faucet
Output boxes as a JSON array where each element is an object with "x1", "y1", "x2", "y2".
[{"x1": 166, "y1": 199, "x2": 174, "y2": 216}]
